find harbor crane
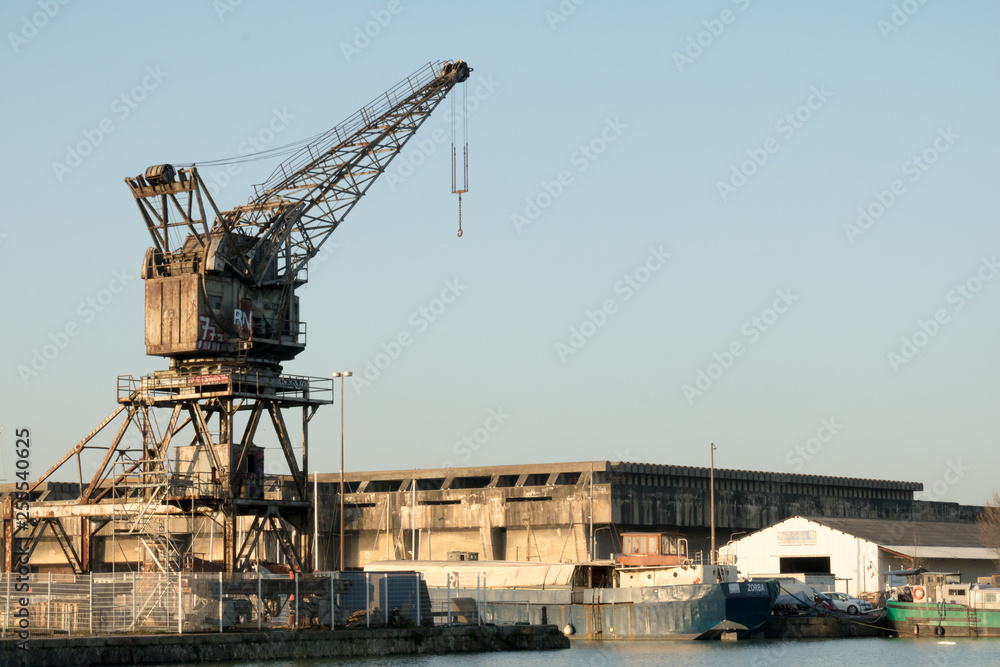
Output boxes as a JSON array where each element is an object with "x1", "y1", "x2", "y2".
[{"x1": 7, "y1": 60, "x2": 472, "y2": 575}]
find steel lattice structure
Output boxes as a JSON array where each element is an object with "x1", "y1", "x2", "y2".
[{"x1": 5, "y1": 60, "x2": 471, "y2": 575}]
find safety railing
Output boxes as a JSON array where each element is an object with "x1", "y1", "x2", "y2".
[
  {"x1": 117, "y1": 371, "x2": 333, "y2": 403},
  {"x1": 0, "y1": 571, "x2": 444, "y2": 637},
  {"x1": 0, "y1": 570, "x2": 560, "y2": 637}
]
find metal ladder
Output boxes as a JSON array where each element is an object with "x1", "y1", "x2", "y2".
[
  {"x1": 966, "y1": 604, "x2": 979, "y2": 637},
  {"x1": 234, "y1": 338, "x2": 252, "y2": 364},
  {"x1": 592, "y1": 590, "x2": 603, "y2": 640}
]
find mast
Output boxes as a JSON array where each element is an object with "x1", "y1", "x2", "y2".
[{"x1": 710, "y1": 443, "x2": 717, "y2": 565}]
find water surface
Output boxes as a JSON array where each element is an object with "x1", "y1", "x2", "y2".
[{"x1": 153, "y1": 636, "x2": 997, "y2": 667}]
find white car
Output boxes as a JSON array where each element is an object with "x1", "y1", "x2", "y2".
[{"x1": 822, "y1": 591, "x2": 871, "y2": 615}]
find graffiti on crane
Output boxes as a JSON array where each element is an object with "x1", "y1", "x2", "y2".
[
  {"x1": 235, "y1": 301, "x2": 254, "y2": 339},
  {"x1": 197, "y1": 315, "x2": 225, "y2": 351}
]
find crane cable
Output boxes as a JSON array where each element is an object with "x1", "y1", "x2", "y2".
[
  {"x1": 176, "y1": 68, "x2": 469, "y2": 238},
  {"x1": 451, "y1": 79, "x2": 469, "y2": 238},
  {"x1": 173, "y1": 129, "x2": 332, "y2": 169}
]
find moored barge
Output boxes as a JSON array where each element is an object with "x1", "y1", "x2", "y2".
[{"x1": 368, "y1": 532, "x2": 776, "y2": 640}]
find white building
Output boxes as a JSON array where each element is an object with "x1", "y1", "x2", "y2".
[{"x1": 718, "y1": 516, "x2": 996, "y2": 596}]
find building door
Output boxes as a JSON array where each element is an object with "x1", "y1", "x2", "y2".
[{"x1": 779, "y1": 556, "x2": 831, "y2": 573}]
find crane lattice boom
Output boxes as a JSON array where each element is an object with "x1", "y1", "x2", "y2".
[
  {"x1": 231, "y1": 59, "x2": 470, "y2": 285},
  {"x1": 124, "y1": 60, "x2": 471, "y2": 367}
]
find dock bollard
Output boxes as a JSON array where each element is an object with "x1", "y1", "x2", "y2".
[{"x1": 541, "y1": 606, "x2": 548, "y2": 626}]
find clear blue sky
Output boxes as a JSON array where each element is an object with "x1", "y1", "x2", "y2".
[{"x1": 1, "y1": 1, "x2": 997, "y2": 505}]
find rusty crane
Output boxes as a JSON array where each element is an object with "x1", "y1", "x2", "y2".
[{"x1": 6, "y1": 60, "x2": 472, "y2": 574}]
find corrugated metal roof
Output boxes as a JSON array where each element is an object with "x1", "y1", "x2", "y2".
[
  {"x1": 880, "y1": 545, "x2": 995, "y2": 560},
  {"x1": 803, "y1": 516, "x2": 985, "y2": 548},
  {"x1": 612, "y1": 462, "x2": 922, "y2": 490},
  {"x1": 322, "y1": 460, "x2": 923, "y2": 491}
]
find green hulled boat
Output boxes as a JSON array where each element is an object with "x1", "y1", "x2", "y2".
[{"x1": 887, "y1": 582, "x2": 1000, "y2": 638}]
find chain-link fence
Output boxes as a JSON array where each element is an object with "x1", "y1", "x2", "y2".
[
  {"x1": 426, "y1": 571, "x2": 488, "y2": 626},
  {"x1": 481, "y1": 600, "x2": 537, "y2": 625},
  {"x1": 0, "y1": 570, "x2": 447, "y2": 637}
]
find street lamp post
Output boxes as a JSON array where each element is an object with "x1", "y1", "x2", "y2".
[
  {"x1": 593, "y1": 525, "x2": 612, "y2": 560},
  {"x1": 332, "y1": 371, "x2": 353, "y2": 571}
]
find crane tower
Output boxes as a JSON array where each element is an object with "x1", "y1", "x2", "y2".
[{"x1": 8, "y1": 60, "x2": 471, "y2": 574}]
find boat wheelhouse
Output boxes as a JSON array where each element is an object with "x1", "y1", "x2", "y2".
[{"x1": 617, "y1": 532, "x2": 690, "y2": 567}]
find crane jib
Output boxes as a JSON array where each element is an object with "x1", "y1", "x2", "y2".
[{"x1": 125, "y1": 59, "x2": 471, "y2": 367}]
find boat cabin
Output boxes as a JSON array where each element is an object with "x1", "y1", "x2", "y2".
[{"x1": 617, "y1": 532, "x2": 689, "y2": 567}]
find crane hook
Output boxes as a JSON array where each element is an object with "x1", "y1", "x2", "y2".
[{"x1": 451, "y1": 80, "x2": 468, "y2": 239}]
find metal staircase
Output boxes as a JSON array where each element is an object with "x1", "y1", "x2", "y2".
[
  {"x1": 111, "y1": 453, "x2": 184, "y2": 573},
  {"x1": 139, "y1": 524, "x2": 184, "y2": 573},
  {"x1": 130, "y1": 572, "x2": 178, "y2": 630}
]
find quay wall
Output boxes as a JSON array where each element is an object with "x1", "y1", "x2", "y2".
[{"x1": 0, "y1": 625, "x2": 570, "y2": 666}]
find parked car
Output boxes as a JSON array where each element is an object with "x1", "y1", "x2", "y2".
[{"x1": 822, "y1": 591, "x2": 872, "y2": 615}]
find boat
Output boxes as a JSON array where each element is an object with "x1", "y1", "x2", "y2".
[
  {"x1": 365, "y1": 531, "x2": 776, "y2": 640},
  {"x1": 885, "y1": 570, "x2": 1000, "y2": 637}
]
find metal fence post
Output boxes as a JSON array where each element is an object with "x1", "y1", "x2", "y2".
[
  {"x1": 89, "y1": 573, "x2": 94, "y2": 634},
  {"x1": 415, "y1": 573, "x2": 421, "y2": 628},
  {"x1": 131, "y1": 571, "x2": 137, "y2": 633},
  {"x1": 4, "y1": 573, "x2": 9, "y2": 638},
  {"x1": 257, "y1": 568, "x2": 262, "y2": 630},
  {"x1": 446, "y1": 573, "x2": 451, "y2": 626},
  {"x1": 477, "y1": 573, "x2": 481, "y2": 626},
  {"x1": 365, "y1": 572, "x2": 370, "y2": 629},
  {"x1": 329, "y1": 572, "x2": 335, "y2": 629},
  {"x1": 177, "y1": 571, "x2": 183, "y2": 635},
  {"x1": 219, "y1": 572, "x2": 223, "y2": 633},
  {"x1": 294, "y1": 573, "x2": 300, "y2": 629}
]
